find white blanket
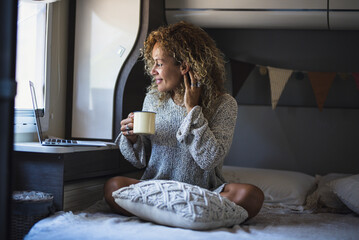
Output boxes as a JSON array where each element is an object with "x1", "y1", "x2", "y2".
[{"x1": 25, "y1": 200, "x2": 359, "y2": 240}]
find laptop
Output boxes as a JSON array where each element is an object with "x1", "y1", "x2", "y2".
[{"x1": 29, "y1": 81, "x2": 115, "y2": 147}]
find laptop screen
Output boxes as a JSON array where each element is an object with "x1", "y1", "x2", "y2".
[{"x1": 29, "y1": 81, "x2": 44, "y2": 143}]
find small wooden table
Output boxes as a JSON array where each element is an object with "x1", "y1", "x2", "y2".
[{"x1": 12, "y1": 143, "x2": 137, "y2": 210}]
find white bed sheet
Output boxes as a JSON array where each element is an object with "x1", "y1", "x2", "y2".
[{"x1": 25, "y1": 199, "x2": 359, "y2": 240}]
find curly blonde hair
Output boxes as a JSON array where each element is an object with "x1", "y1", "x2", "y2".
[{"x1": 142, "y1": 21, "x2": 226, "y2": 117}]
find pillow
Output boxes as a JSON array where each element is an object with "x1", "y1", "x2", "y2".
[
  {"x1": 222, "y1": 165, "x2": 316, "y2": 205},
  {"x1": 330, "y1": 174, "x2": 359, "y2": 214},
  {"x1": 315, "y1": 173, "x2": 350, "y2": 209},
  {"x1": 112, "y1": 180, "x2": 248, "y2": 230}
]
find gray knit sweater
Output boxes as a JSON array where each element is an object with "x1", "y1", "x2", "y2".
[{"x1": 119, "y1": 92, "x2": 238, "y2": 191}]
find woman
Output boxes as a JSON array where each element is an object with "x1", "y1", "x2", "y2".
[{"x1": 104, "y1": 21, "x2": 264, "y2": 219}]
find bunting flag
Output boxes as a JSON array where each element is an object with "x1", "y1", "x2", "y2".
[
  {"x1": 230, "y1": 59, "x2": 255, "y2": 97},
  {"x1": 228, "y1": 60, "x2": 357, "y2": 111},
  {"x1": 352, "y1": 72, "x2": 359, "y2": 91},
  {"x1": 308, "y1": 72, "x2": 336, "y2": 111},
  {"x1": 268, "y1": 67, "x2": 293, "y2": 109}
]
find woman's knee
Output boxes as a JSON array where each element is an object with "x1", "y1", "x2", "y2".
[
  {"x1": 103, "y1": 176, "x2": 139, "y2": 212},
  {"x1": 221, "y1": 183, "x2": 264, "y2": 219},
  {"x1": 104, "y1": 176, "x2": 138, "y2": 196}
]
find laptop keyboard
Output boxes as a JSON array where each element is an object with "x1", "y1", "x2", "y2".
[{"x1": 44, "y1": 138, "x2": 78, "y2": 145}]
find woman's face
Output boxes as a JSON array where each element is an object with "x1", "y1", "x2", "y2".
[{"x1": 150, "y1": 43, "x2": 183, "y2": 93}]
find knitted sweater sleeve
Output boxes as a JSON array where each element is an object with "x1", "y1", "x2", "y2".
[{"x1": 176, "y1": 94, "x2": 238, "y2": 170}]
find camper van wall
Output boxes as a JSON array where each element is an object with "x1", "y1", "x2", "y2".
[{"x1": 71, "y1": 0, "x2": 140, "y2": 139}]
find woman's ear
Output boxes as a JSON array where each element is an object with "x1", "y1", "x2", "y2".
[{"x1": 180, "y1": 63, "x2": 190, "y2": 75}]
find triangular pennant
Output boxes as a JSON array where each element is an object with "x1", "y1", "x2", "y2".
[
  {"x1": 268, "y1": 67, "x2": 293, "y2": 109},
  {"x1": 230, "y1": 59, "x2": 255, "y2": 96},
  {"x1": 308, "y1": 72, "x2": 336, "y2": 111},
  {"x1": 352, "y1": 72, "x2": 359, "y2": 91}
]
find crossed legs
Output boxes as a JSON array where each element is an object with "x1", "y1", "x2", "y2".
[{"x1": 104, "y1": 177, "x2": 264, "y2": 219}]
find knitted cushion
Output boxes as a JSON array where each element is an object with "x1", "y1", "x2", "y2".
[{"x1": 112, "y1": 180, "x2": 248, "y2": 230}]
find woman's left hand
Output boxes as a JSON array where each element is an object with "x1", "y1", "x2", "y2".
[{"x1": 183, "y1": 71, "x2": 202, "y2": 113}]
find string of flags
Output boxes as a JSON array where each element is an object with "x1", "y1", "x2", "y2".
[{"x1": 232, "y1": 60, "x2": 359, "y2": 111}]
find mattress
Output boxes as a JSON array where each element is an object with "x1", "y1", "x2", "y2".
[
  {"x1": 24, "y1": 166, "x2": 359, "y2": 240},
  {"x1": 24, "y1": 200, "x2": 359, "y2": 240}
]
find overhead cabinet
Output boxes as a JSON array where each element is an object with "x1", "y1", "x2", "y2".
[{"x1": 165, "y1": 0, "x2": 359, "y2": 30}]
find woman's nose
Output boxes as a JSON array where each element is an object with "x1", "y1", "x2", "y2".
[{"x1": 150, "y1": 65, "x2": 157, "y2": 75}]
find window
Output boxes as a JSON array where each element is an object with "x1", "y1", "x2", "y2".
[{"x1": 14, "y1": 0, "x2": 49, "y2": 133}]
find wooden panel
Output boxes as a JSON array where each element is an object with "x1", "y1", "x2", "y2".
[{"x1": 63, "y1": 177, "x2": 107, "y2": 211}]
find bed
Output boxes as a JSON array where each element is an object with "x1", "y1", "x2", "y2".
[{"x1": 24, "y1": 165, "x2": 359, "y2": 240}]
